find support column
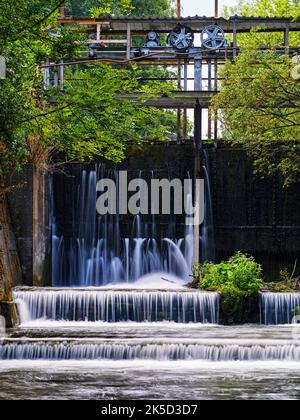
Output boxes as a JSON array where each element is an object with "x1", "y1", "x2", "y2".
[
  {"x1": 177, "y1": 60, "x2": 182, "y2": 144},
  {"x1": 194, "y1": 100, "x2": 202, "y2": 150},
  {"x1": 194, "y1": 54, "x2": 202, "y2": 91},
  {"x1": 284, "y1": 26, "x2": 290, "y2": 53},
  {"x1": 126, "y1": 23, "x2": 131, "y2": 60},
  {"x1": 32, "y1": 168, "x2": 51, "y2": 287}
]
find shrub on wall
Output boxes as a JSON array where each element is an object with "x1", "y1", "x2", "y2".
[{"x1": 193, "y1": 252, "x2": 264, "y2": 321}]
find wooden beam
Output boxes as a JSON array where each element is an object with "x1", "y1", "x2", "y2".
[
  {"x1": 58, "y1": 16, "x2": 300, "y2": 34},
  {"x1": 86, "y1": 40, "x2": 128, "y2": 44}
]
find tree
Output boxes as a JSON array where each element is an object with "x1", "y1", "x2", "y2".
[
  {"x1": 30, "y1": 65, "x2": 176, "y2": 163},
  {"x1": 68, "y1": 0, "x2": 175, "y2": 17},
  {"x1": 0, "y1": 0, "x2": 176, "y2": 177},
  {"x1": 0, "y1": 0, "x2": 79, "y2": 175},
  {"x1": 213, "y1": 0, "x2": 300, "y2": 186}
]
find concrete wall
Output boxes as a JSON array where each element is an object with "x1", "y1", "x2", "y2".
[
  {"x1": 7, "y1": 166, "x2": 52, "y2": 287},
  {"x1": 206, "y1": 148, "x2": 300, "y2": 280},
  {"x1": 6, "y1": 146, "x2": 300, "y2": 285}
]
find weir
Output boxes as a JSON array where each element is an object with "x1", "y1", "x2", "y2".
[
  {"x1": 14, "y1": 289, "x2": 220, "y2": 324},
  {"x1": 1, "y1": 339, "x2": 300, "y2": 361},
  {"x1": 260, "y1": 293, "x2": 300, "y2": 325}
]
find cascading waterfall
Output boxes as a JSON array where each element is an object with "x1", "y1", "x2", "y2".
[
  {"x1": 14, "y1": 290, "x2": 220, "y2": 324},
  {"x1": 1, "y1": 340, "x2": 300, "y2": 361},
  {"x1": 52, "y1": 167, "x2": 194, "y2": 287},
  {"x1": 260, "y1": 293, "x2": 300, "y2": 325}
]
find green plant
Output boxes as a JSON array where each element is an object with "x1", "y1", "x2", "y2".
[
  {"x1": 194, "y1": 252, "x2": 264, "y2": 321},
  {"x1": 195, "y1": 252, "x2": 264, "y2": 296},
  {"x1": 219, "y1": 284, "x2": 245, "y2": 317},
  {"x1": 280, "y1": 268, "x2": 293, "y2": 290}
]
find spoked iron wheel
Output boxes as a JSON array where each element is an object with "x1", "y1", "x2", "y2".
[
  {"x1": 201, "y1": 25, "x2": 226, "y2": 50},
  {"x1": 168, "y1": 24, "x2": 194, "y2": 51}
]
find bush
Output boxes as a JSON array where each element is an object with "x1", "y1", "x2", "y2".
[
  {"x1": 194, "y1": 253, "x2": 264, "y2": 323},
  {"x1": 194, "y1": 252, "x2": 264, "y2": 296}
]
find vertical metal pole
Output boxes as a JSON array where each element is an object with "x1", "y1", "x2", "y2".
[
  {"x1": 184, "y1": 61, "x2": 188, "y2": 91},
  {"x1": 177, "y1": 61, "x2": 182, "y2": 144},
  {"x1": 177, "y1": 0, "x2": 182, "y2": 144},
  {"x1": 97, "y1": 23, "x2": 101, "y2": 41},
  {"x1": 194, "y1": 100, "x2": 202, "y2": 150},
  {"x1": 215, "y1": 0, "x2": 219, "y2": 18},
  {"x1": 284, "y1": 26, "x2": 290, "y2": 52},
  {"x1": 233, "y1": 20, "x2": 237, "y2": 58},
  {"x1": 59, "y1": 60, "x2": 64, "y2": 91},
  {"x1": 194, "y1": 55, "x2": 202, "y2": 91},
  {"x1": 182, "y1": 61, "x2": 188, "y2": 140},
  {"x1": 208, "y1": 60, "x2": 212, "y2": 139},
  {"x1": 54, "y1": 63, "x2": 59, "y2": 88},
  {"x1": 177, "y1": 0, "x2": 181, "y2": 18},
  {"x1": 44, "y1": 61, "x2": 50, "y2": 90},
  {"x1": 126, "y1": 23, "x2": 131, "y2": 60},
  {"x1": 214, "y1": 57, "x2": 218, "y2": 144},
  {"x1": 208, "y1": 60, "x2": 212, "y2": 91}
]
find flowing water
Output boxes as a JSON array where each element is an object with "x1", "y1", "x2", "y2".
[
  {"x1": 52, "y1": 167, "x2": 195, "y2": 287},
  {"x1": 260, "y1": 293, "x2": 300, "y2": 325},
  {"x1": 14, "y1": 288, "x2": 220, "y2": 324},
  {"x1": 3, "y1": 166, "x2": 300, "y2": 399},
  {"x1": 1, "y1": 324, "x2": 300, "y2": 400}
]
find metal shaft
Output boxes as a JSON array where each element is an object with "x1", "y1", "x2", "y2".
[{"x1": 215, "y1": 0, "x2": 219, "y2": 18}]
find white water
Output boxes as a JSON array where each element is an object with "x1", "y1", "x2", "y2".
[
  {"x1": 14, "y1": 289, "x2": 220, "y2": 324},
  {"x1": 1, "y1": 339, "x2": 300, "y2": 361},
  {"x1": 52, "y1": 168, "x2": 195, "y2": 287},
  {"x1": 260, "y1": 293, "x2": 300, "y2": 325}
]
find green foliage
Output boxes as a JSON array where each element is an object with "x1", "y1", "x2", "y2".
[
  {"x1": 280, "y1": 268, "x2": 293, "y2": 289},
  {"x1": 219, "y1": 284, "x2": 245, "y2": 317},
  {"x1": 195, "y1": 252, "x2": 264, "y2": 296},
  {"x1": 215, "y1": 0, "x2": 300, "y2": 187},
  {"x1": 212, "y1": 49, "x2": 300, "y2": 186},
  {"x1": 0, "y1": 0, "x2": 81, "y2": 175},
  {"x1": 194, "y1": 252, "x2": 264, "y2": 319},
  {"x1": 38, "y1": 65, "x2": 175, "y2": 162},
  {"x1": 224, "y1": 0, "x2": 300, "y2": 20},
  {"x1": 0, "y1": 0, "x2": 178, "y2": 176},
  {"x1": 68, "y1": 0, "x2": 176, "y2": 17}
]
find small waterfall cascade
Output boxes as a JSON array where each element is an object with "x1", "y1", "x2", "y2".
[
  {"x1": 7, "y1": 164, "x2": 300, "y2": 365},
  {"x1": 14, "y1": 289, "x2": 220, "y2": 324},
  {"x1": 260, "y1": 293, "x2": 300, "y2": 325},
  {"x1": 1, "y1": 340, "x2": 300, "y2": 361},
  {"x1": 52, "y1": 167, "x2": 194, "y2": 287}
]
